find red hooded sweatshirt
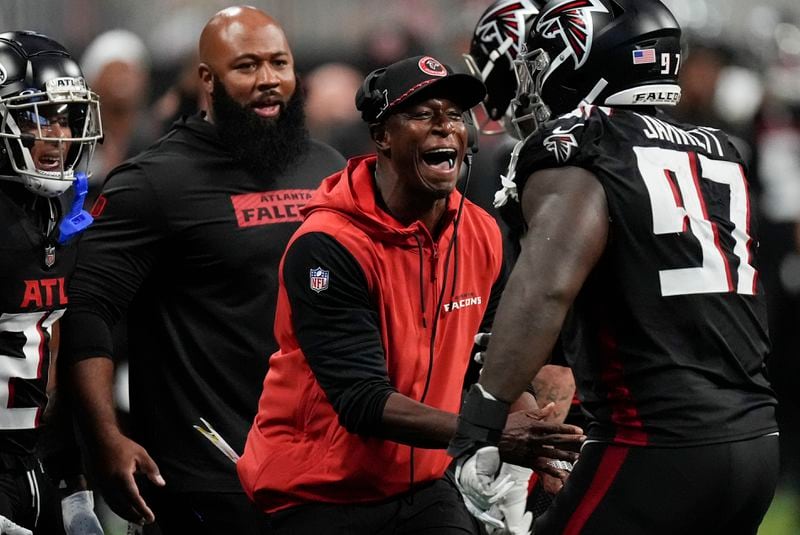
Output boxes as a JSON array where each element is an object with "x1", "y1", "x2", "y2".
[{"x1": 238, "y1": 155, "x2": 504, "y2": 512}]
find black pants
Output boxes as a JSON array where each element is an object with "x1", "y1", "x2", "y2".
[
  {"x1": 535, "y1": 434, "x2": 779, "y2": 535},
  {"x1": 0, "y1": 464, "x2": 63, "y2": 534},
  {"x1": 266, "y1": 476, "x2": 480, "y2": 534},
  {"x1": 142, "y1": 489, "x2": 268, "y2": 535}
]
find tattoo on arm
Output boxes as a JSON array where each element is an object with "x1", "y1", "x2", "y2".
[{"x1": 532, "y1": 371, "x2": 575, "y2": 422}]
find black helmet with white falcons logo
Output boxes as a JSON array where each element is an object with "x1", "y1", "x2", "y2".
[
  {"x1": 0, "y1": 31, "x2": 102, "y2": 197},
  {"x1": 464, "y1": 0, "x2": 543, "y2": 136},
  {"x1": 510, "y1": 0, "x2": 682, "y2": 138}
]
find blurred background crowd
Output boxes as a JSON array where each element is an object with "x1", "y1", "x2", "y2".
[{"x1": 3, "y1": 0, "x2": 800, "y2": 533}]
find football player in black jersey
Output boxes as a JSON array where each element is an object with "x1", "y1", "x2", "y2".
[
  {"x1": 463, "y1": 0, "x2": 581, "y2": 527},
  {"x1": 0, "y1": 31, "x2": 102, "y2": 534},
  {"x1": 449, "y1": 1, "x2": 780, "y2": 533}
]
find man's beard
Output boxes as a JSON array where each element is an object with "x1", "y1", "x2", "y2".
[{"x1": 212, "y1": 77, "x2": 309, "y2": 180}]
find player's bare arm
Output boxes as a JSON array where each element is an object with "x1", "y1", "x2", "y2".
[
  {"x1": 70, "y1": 357, "x2": 164, "y2": 525},
  {"x1": 478, "y1": 166, "x2": 609, "y2": 403},
  {"x1": 381, "y1": 392, "x2": 580, "y2": 479},
  {"x1": 532, "y1": 365, "x2": 575, "y2": 424}
]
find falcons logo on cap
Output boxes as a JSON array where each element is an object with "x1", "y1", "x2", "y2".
[
  {"x1": 475, "y1": 0, "x2": 540, "y2": 62},
  {"x1": 536, "y1": 0, "x2": 609, "y2": 70},
  {"x1": 543, "y1": 124, "x2": 582, "y2": 162}
]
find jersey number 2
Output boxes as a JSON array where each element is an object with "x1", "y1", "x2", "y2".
[
  {"x1": 634, "y1": 146, "x2": 757, "y2": 297},
  {"x1": 0, "y1": 310, "x2": 63, "y2": 429}
]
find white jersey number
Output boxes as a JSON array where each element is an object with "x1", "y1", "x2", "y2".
[
  {"x1": 634, "y1": 146, "x2": 756, "y2": 297},
  {"x1": 0, "y1": 310, "x2": 63, "y2": 429}
]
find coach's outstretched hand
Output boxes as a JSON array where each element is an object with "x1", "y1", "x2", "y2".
[
  {"x1": 94, "y1": 433, "x2": 165, "y2": 525},
  {"x1": 499, "y1": 403, "x2": 584, "y2": 477}
]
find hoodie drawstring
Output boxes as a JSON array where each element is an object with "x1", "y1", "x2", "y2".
[
  {"x1": 407, "y1": 185, "x2": 469, "y2": 499},
  {"x1": 414, "y1": 234, "x2": 427, "y2": 328},
  {"x1": 448, "y1": 153, "x2": 473, "y2": 300},
  {"x1": 450, "y1": 230, "x2": 459, "y2": 300}
]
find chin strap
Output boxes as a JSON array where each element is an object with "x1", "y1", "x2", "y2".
[
  {"x1": 581, "y1": 78, "x2": 609, "y2": 107},
  {"x1": 493, "y1": 134, "x2": 533, "y2": 208},
  {"x1": 58, "y1": 172, "x2": 93, "y2": 244}
]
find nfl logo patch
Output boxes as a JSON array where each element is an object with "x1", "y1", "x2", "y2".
[
  {"x1": 309, "y1": 267, "x2": 329, "y2": 293},
  {"x1": 632, "y1": 49, "x2": 656, "y2": 65},
  {"x1": 44, "y1": 244, "x2": 56, "y2": 269}
]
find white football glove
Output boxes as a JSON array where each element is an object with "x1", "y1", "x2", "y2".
[
  {"x1": 0, "y1": 515, "x2": 32, "y2": 535},
  {"x1": 61, "y1": 490, "x2": 104, "y2": 534},
  {"x1": 473, "y1": 332, "x2": 491, "y2": 365},
  {"x1": 455, "y1": 446, "x2": 516, "y2": 531},
  {"x1": 486, "y1": 464, "x2": 533, "y2": 535}
]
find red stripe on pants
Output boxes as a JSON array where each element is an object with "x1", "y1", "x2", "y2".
[{"x1": 564, "y1": 445, "x2": 629, "y2": 535}]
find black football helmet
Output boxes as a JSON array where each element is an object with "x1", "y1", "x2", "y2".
[
  {"x1": 464, "y1": 0, "x2": 543, "y2": 136},
  {"x1": 0, "y1": 31, "x2": 102, "y2": 196},
  {"x1": 510, "y1": 0, "x2": 682, "y2": 138}
]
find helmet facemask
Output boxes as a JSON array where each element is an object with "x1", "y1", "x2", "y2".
[
  {"x1": 0, "y1": 77, "x2": 102, "y2": 197},
  {"x1": 509, "y1": 46, "x2": 551, "y2": 139}
]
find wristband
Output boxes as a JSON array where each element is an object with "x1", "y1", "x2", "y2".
[
  {"x1": 41, "y1": 445, "x2": 83, "y2": 484},
  {"x1": 447, "y1": 384, "x2": 510, "y2": 458}
]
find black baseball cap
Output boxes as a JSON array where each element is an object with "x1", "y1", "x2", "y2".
[{"x1": 356, "y1": 55, "x2": 487, "y2": 123}]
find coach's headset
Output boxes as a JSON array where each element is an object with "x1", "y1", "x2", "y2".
[{"x1": 356, "y1": 67, "x2": 480, "y2": 161}]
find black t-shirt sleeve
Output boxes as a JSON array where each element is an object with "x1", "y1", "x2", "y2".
[
  {"x1": 283, "y1": 232, "x2": 396, "y2": 435},
  {"x1": 479, "y1": 259, "x2": 508, "y2": 334},
  {"x1": 60, "y1": 164, "x2": 167, "y2": 364}
]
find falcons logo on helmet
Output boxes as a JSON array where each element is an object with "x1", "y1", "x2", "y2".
[
  {"x1": 536, "y1": 0, "x2": 609, "y2": 69},
  {"x1": 475, "y1": 0, "x2": 540, "y2": 62},
  {"x1": 543, "y1": 124, "x2": 582, "y2": 162}
]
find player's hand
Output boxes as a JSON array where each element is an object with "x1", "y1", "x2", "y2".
[
  {"x1": 454, "y1": 446, "x2": 515, "y2": 531},
  {"x1": 486, "y1": 464, "x2": 533, "y2": 535},
  {"x1": 498, "y1": 403, "x2": 584, "y2": 475},
  {"x1": 93, "y1": 433, "x2": 165, "y2": 525},
  {"x1": 0, "y1": 515, "x2": 32, "y2": 535},
  {"x1": 61, "y1": 490, "x2": 104, "y2": 534}
]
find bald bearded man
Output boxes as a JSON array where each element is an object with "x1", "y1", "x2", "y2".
[{"x1": 60, "y1": 6, "x2": 344, "y2": 533}]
